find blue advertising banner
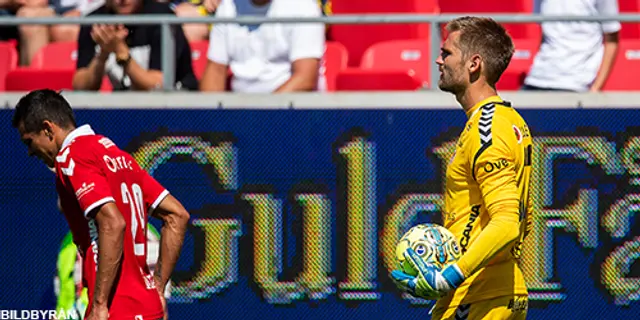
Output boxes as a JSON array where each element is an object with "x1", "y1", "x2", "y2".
[{"x1": 1, "y1": 108, "x2": 639, "y2": 320}]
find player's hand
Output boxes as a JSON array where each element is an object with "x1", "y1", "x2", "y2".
[
  {"x1": 390, "y1": 248, "x2": 465, "y2": 300},
  {"x1": 84, "y1": 303, "x2": 109, "y2": 320}
]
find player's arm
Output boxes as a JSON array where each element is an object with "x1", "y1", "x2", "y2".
[
  {"x1": 150, "y1": 194, "x2": 190, "y2": 295},
  {"x1": 390, "y1": 117, "x2": 522, "y2": 299},
  {"x1": 90, "y1": 203, "x2": 126, "y2": 307},
  {"x1": 455, "y1": 117, "x2": 521, "y2": 278},
  {"x1": 59, "y1": 150, "x2": 123, "y2": 312}
]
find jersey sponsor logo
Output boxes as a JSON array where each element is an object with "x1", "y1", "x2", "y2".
[
  {"x1": 513, "y1": 125, "x2": 523, "y2": 144},
  {"x1": 74, "y1": 182, "x2": 95, "y2": 200},
  {"x1": 460, "y1": 205, "x2": 481, "y2": 253},
  {"x1": 482, "y1": 159, "x2": 510, "y2": 173},
  {"x1": 104, "y1": 155, "x2": 133, "y2": 173},
  {"x1": 98, "y1": 137, "x2": 115, "y2": 149}
]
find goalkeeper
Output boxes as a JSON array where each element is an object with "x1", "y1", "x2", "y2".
[
  {"x1": 54, "y1": 224, "x2": 170, "y2": 319},
  {"x1": 391, "y1": 17, "x2": 534, "y2": 320}
]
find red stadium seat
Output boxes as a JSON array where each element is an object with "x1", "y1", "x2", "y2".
[
  {"x1": 5, "y1": 68, "x2": 113, "y2": 92},
  {"x1": 438, "y1": 0, "x2": 539, "y2": 40},
  {"x1": 602, "y1": 39, "x2": 640, "y2": 90},
  {"x1": 30, "y1": 42, "x2": 78, "y2": 69},
  {"x1": 496, "y1": 39, "x2": 539, "y2": 90},
  {"x1": 0, "y1": 41, "x2": 18, "y2": 91},
  {"x1": 5, "y1": 68, "x2": 75, "y2": 91},
  {"x1": 322, "y1": 41, "x2": 349, "y2": 91},
  {"x1": 619, "y1": 1, "x2": 640, "y2": 39},
  {"x1": 332, "y1": 0, "x2": 439, "y2": 67},
  {"x1": 335, "y1": 68, "x2": 423, "y2": 91},
  {"x1": 360, "y1": 39, "x2": 430, "y2": 88},
  {"x1": 190, "y1": 40, "x2": 209, "y2": 80}
]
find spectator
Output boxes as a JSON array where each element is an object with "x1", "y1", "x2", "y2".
[
  {"x1": 72, "y1": 0, "x2": 198, "y2": 91},
  {"x1": 522, "y1": 0, "x2": 620, "y2": 92},
  {"x1": 16, "y1": 0, "x2": 103, "y2": 66},
  {"x1": 199, "y1": 0, "x2": 326, "y2": 93},
  {"x1": 0, "y1": 1, "x2": 27, "y2": 42},
  {"x1": 171, "y1": 0, "x2": 219, "y2": 42}
]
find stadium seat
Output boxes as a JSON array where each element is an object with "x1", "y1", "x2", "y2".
[
  {"x1": 331, "y1": 0, "x2": 439, "y2": 67},
  {"x1": 5, "y1": 68, "x2": 75, "y2": 91},
  {"x1": 0, "y1": 41, "x2": 18, "y2": 91},
  {"x1": 5, "y1": 68, "x2": 113, "y2": 92},
  {"x1": 335, "y1": 68, "x2": 423, "y2": 91},
  {"x1": 620, "y1": 1, "x2": 640, "y2": 39},
  {"x1": 30, "y1": 41, "x2": 78, "y2": 69},
  {"x1": 602, "y1": 39, "x2": 640, "y2": 90},
  {"x1": 322, "y1": 41, "x2": 349, "y2": 91},
  {"x1": 360, "y1": 39, "x2": 430, "y2": 88},
  {"x1": 496, "y1": 39, "x2": 539, "y2": 90},
  {"x1": 438, "y1": 0, "x2": 539, "y2": 40},
  {"x1": 190, "y1": 40, "x2": 209, "y2": 80}
]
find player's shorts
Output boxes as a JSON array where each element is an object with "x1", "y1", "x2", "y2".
[{"x1": 432, "y1": 295, "x2": 528, "y2": 320}]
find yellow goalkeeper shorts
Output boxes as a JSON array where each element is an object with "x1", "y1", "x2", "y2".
[{"x1": 432, "y1": 295, "x2": 528, "y2": 320}]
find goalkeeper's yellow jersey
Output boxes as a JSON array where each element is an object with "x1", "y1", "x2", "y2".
[{"x1": 436, "y1": 95, "x2": 533, "y2": 310}]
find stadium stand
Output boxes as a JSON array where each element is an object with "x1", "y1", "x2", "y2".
[
  {"x1": 322, "y1": 41, "x2": 349, "y2": 92},
  {"x1": 0, "y1": 41, "x2": 18, "y2": 92},
  {"x1": 437, "y1": 0, "x2": 540, "y2": 40},
  {"x1": 359, "y1": 39, "x2": 431, "y2": 88},
  {"x1": 496, "y1": 38, "x2": 538, "y2": 90},
  {"x1": 0, "y1": 0, "x2": 636, "y2": 92},
  {"x1": 602, "y1": 39, "x2": 640, "y2": 91},
  {"x1": 619, "y1": 0, "x2": 640, "y2": 39},
  {"x1": 331, "y1": 0, "x2": 438, "y2": 67},
  {"x1": 189, "y1": 40, "x2": 209, "y2": 80},
  {"x1": 30, "y1": 41, "x2": 77, "y2": 69},
  {"x1": 335, "y1": 69, "x2": 422, "y2": 91}
]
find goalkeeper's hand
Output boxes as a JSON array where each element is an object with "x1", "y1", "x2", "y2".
[{"x1": 390, "y1": 247, "x2": 465, "y2": 300}]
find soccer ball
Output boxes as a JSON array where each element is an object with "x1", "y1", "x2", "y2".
[{"x1": 395, "y1": 223, "x2": 462, "y2": 275}]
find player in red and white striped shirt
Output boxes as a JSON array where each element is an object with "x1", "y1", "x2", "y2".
[{"x1": 13, "y1": 89, "x2": 190, "y2": 320}]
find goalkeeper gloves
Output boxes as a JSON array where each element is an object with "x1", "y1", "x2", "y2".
[{"x1": 390, "y1": 247, "x2": 465, "y2": 300}]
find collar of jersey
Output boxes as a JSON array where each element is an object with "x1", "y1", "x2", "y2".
[
  {"x1": 466, "y1": 95, "x2": 503, "y2": 118},
  {"x1": 61, "y1": 125, "x2": 96, "y2": 150}
]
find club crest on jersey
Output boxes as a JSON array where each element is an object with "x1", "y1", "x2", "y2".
[{"x1": 513, "y1": 125, "x2": 523, "y2": 144}]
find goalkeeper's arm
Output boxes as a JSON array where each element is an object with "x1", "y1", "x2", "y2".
[{"x1": 456, "y1": 127, "x2": 521, "y2": 278}]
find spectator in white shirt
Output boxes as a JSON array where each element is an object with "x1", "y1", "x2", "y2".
[
  {"x1": 523, "y1": 0, "x2": 620, "y2": 92},
  {"x1": 199, "y1": 0, "x2": 325, "y2": 93}
]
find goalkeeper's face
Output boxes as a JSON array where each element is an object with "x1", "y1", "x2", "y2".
[{"x1": 435, "y1": 31, "x2": 467, "y2": 94}]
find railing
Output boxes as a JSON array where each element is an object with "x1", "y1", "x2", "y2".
[{"x1": 0, "y1": 13, "x2": 637, "y2": 90}]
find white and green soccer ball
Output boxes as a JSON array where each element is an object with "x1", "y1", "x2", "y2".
[{"x1": 395, "y1": 223, "x2": 462, "y2": 275}]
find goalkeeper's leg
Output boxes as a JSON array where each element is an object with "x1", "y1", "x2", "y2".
[{"x1": 432, "y1": 295, "x2": 528, "y2": 320}]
